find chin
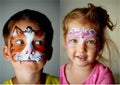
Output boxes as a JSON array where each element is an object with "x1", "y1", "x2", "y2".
[{"x1": 75, "y1": 61, "x2": 89, "y2": 67}]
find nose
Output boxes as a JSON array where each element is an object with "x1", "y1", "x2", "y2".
[
  {"x1": 25, "y1": 43, "x2": 35, "y2": 55},
  {"x1": 76, "y1": 42, "x2": 86, "y2": 54},
  {"x1": 26, "y1": 49, "x2": 35, "y2": 55}
]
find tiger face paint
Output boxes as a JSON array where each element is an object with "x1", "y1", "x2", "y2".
[{"x1": 10, "y1": 26, "x2": 46, "y2": 62}]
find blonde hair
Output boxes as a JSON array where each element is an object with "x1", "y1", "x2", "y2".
[{"x1": 62, "y1": 3, "x2": 119, "y2": 64}]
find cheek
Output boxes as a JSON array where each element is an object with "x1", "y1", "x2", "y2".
[
  {"x1": 34, "y1": 45, "x2": 46, "y2": 53},
  {"x1": 65, "y1": 38, "x2": 72, "y2": 48},
  {"x1": 66, "y1": 48, "x2": 74, "y2": 56},
  {"x1": 11, "y1": 44, "x2": 25, "y2": 52},
  {"x1": 87, "y1": 47, "x2": 98, "y2": 59},
  {"x1": 87, "y1": 46, "x2": 96, "y2": 52},
  {"x1": 10, "y1": 39, "x2": 26, "y2": 56},
  {"x1": 93, "y1": 44, "x2": 99, "y2": 52},
  {"x1": 66, "y1": 38, "x2": 70, "y2": 46},
  {"x1": 10, "y1": 45, "x2": 25, "y2": 59}
]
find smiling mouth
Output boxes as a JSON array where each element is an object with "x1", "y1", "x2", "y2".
[{"x1": 76, "y1": 56, "x2": 87, "y2": 61}]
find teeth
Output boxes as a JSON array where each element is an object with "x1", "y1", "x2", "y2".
[
  {"x1": 76, "y1": 55, "x2": 87, "y2": 60},
  {"x1": 77, "y1": 56, "x2": 85, "y2": 58},
  {"x1": 76, "y1": 55, "x2": 86, "y2": 58}
]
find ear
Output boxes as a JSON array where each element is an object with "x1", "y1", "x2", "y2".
[{"x1": 2, "y1": 45, "x2": 10, "y2": 61}]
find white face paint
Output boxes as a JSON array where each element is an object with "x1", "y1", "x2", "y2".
[{"x1": 13, "y1": 26, "x2": 45, "y2": 62}]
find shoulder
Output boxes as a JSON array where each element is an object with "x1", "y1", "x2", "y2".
[
  {"x1": 60, "y1": 64, "x2": 68, "y2": 84},
  {"x1": 2, "y1": 78, "x2": 13, "y2": 85},
  {"x1": 45, "y1": 73, "x2": 59, "y2": 84},
  {"x1": 95, "y1": 62, "x2": 112, "y2": 74},
  {"x1": 60, "y1": 64, "x2": 66, "y2": 70},
  {"x1": 60, "y1": 64, "x2": 67, "y2": 77},
  {"x1": 92, "y1": 61, "x2": 114, "y2": 83}
]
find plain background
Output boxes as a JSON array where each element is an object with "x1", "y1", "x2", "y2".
[
  {"x1": 60, "y1": 0, "x2": 120, "y2": 83},
  {"x1": 0, "y1": 0, "x2": 59, "y2": 83}
]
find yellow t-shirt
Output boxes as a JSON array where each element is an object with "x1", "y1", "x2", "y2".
[{"x1": 3, "y1": 74, "x2": 59, "y2": 84}]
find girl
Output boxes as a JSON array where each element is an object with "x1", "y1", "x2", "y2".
[{"x1": 60, "y1": 3, "x2": 117, "y2": 84}]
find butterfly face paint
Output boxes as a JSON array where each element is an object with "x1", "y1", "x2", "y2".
[
  {"x1": 66, "y1": 27, "x2": 98, "y2": 51},
  {"x1": 10, "y1": 26, "x2": 45, "y2": 62}
]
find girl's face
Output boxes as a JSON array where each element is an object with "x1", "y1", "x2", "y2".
[
  {"x1": 6, "y1": 20, "x2": 47, "y2": 72},
  {"x1": 65, "y1": 21, "x2": 99, "y2": 67}
]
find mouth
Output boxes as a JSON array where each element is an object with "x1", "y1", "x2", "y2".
[
  {"x1": 16, "y1": 54, "x2": 42, "y2": 63},
  {"x1": 76, "y1": 55, "x2": 87, "y2": 61},
  {"x1": 22, "y1": 60, "x2": 37, "y2": 62},
  {"x1": 17, "y1": 59, "x2": 41, "y2": 63}
]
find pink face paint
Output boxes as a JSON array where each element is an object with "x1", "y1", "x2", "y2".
[
  {"x1": 66, "y1": 27, "x2": 97, "y2": 50},
  {"x1": 68, "y1": 27, "x2": 96, "y2": 40},
  {"x1": 12, "y1": 26, "x2": 45, "y2": 62}
]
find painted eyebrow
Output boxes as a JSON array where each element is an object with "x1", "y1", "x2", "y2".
[{"x1": 15, "y1": 26, "x2": 41, "y2": 33}]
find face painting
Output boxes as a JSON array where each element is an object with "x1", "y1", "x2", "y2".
[
  {"x1": 66, "y1": 27, "x2": 97, "y2": 50},
  {"x1": 10, "y1": 26, "x2": 45, "y2": 62}
]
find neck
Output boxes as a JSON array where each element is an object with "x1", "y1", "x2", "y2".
[
  {"x1": 69, "y1": 61, "x2": 95, "y2": 73},
  {"x1": 12, "y1": 70, "x2": 45, "y2": 84},
  {"x1": 66, "y1": 62, "x2": 96, "y2": 84}
]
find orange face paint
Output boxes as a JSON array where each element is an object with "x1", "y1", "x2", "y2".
[{"x1": 10, "y1": 26, "x2": 46, "y2": 62}]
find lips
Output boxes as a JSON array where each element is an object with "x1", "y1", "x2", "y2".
[
  {"x1": 76, "y1": 55, "x2": 87, "y2": 61},
  {"x1": 21, "y1": 60, "x2": 37, "y2": 62}
]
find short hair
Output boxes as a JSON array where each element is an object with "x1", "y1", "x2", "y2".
[{"x1": 3, "y1": 9, "x2": 53, "y2": 48}]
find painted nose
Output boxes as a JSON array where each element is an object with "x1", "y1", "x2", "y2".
[
  {"x1": 25, "y1": 43, "x2": 35, "y2": 55},
  {"x1": 26, "y1": 49, "x2": 35, "y2": 55}
]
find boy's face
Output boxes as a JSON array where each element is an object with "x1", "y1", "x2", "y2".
[
  {"x1": 3, "y1": 20, "x2": 49, "y2": 72},
  {"x1": 65, "y1": 20, "x2": 99, "y2": 67}
]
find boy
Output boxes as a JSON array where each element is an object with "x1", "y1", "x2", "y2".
[{"x1": 2, "y1": 9, "x2": 59, "y2": 84}]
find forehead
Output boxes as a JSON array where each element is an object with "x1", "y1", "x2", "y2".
[
  {"x1": 13, "y1": 20, "x2": 40, "y2": 31},
  {"x1": 67, "y1": 27, "x2": 97, "y2": 39},
  {"x1": 10, "y1": 20, "x2": 45, "y2": 39},
  {"x1": 68, "y1": 20, "x2": 94, "y2": 32}
]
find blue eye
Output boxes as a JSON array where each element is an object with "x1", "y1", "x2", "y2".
[
  {"x1": 16, "y1": 40, "x2": 24, "y2": 45},
  {"x1": 71, "y1": 39, "x2": 78, "y2": 43},
  {"x1": 87, "y1": 40, "x2": 95, "y2": 44}
]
